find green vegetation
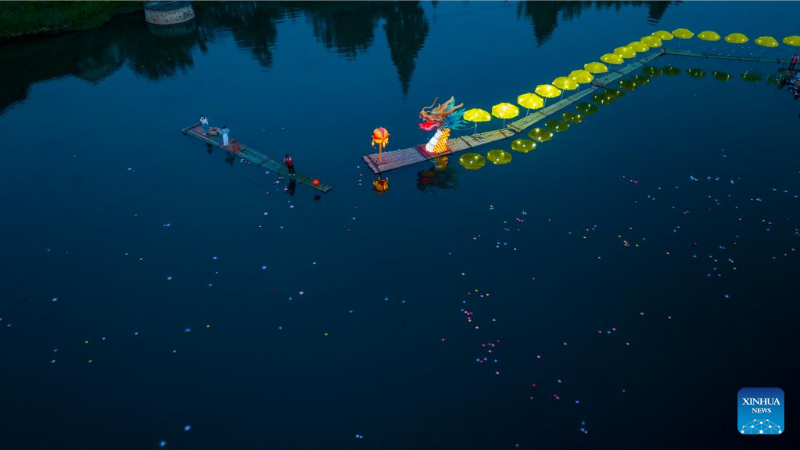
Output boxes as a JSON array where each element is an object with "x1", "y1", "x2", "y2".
[{"x1": 0, "y1": 1, "x2": 141, "y2": 41}]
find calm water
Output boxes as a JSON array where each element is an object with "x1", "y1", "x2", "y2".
[{"x1": 2, "y1": 2, "x2": 800, "y2": 449}]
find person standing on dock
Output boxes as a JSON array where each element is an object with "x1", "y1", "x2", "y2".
[
  {"x1": 284, "y1": 154, "x2": 296, "y2": 175},
  {"x1": 220, "y1": 126, "x2": 230, "y2": 147},
  {"x1": 200, "y1": 115, "x2": 210, "y2": 135},
  {"x1": 790, "y1": 54, "x2": 798, "y2": 71}
]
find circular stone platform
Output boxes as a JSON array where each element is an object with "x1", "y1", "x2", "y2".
[{"x1": 144, "y1": 1, "x2": 195, "y2": 25}]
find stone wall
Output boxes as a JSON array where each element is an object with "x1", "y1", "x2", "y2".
[{"x1": 144, "y1": 3, "x2": 195, "y2": 25}]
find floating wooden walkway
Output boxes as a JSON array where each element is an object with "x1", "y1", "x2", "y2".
[
  {"x1": 181, "y1": 123, "x2": 331, "y2": 193},
  {"x1": 663, "y1": 49, "x2": 789, "y2": 64},
  {"x1": 363, "y1": 50, "x2": 666, "y2": 174}
]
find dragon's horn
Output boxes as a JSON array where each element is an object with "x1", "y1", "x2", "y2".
[{"x1": 423, "y1": 97, "x2": 438, "y2": 110}]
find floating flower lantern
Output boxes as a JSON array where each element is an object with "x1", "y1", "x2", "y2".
[
  {"x1": 562, "y1": 112, "x2": 583, "y2": 124},
  {"x1": 528, "y1": 127, "x2": 553, "y2": 142},
  {"x1": 546, "y1": 120, "x2": 569, "y2": 133},
  {"x1": 459, "y1": 153, "x2": 486, "y2": 170},
  {"x1": 662, "y1": 65, "x2": 681, "y2": 76},
  {"x1": 510, "y1": 139, "x2": 536, "y2": 154},
  {"x1": 486, "y1": 149, "x2": 512, "y2": 165},
  {"x1": 576, "y1": 102, "x2": 598, "y2": 116}
]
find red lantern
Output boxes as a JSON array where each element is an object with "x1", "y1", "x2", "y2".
[
  {"x1": 372, "y1": 127, "x2": 390, "y2": 163},
  {"x1": 372, "y1": 128, "x2": 389, "y2": 149},
  {"x1": 313, "y1": 179, "x2": 320, "y2": 187}
]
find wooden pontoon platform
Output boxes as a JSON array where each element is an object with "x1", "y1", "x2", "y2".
[
  {"x1": 663, "y1": 49, "x2": 789, "y2": 64},
  {"x1": 362, "y1": 46, "x2": 791, "y2": 174},
  {"x1": 362, "y1": 50, "x2": 665, "y2": 174},
  {"x1": 181, "y1": 123, "x2": 331, "y2": 193}
]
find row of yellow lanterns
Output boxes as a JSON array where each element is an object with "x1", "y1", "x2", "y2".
[
  {"x1": 670, "y1": 29, "x2": 800, "y2": 47},
  {"x1": 464, "y1": 66, "x2": 601, "y2": 129},
  {"x1": 463, "y1": 30, "x2": 800, "y2": 131}
]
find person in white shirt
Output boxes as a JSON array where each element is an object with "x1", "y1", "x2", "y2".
[{"x1": 220, "y1": 126, "x2": 230, "y2": 147}]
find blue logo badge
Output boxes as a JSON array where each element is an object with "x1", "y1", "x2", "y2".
[{"x1": 738, "y1": 387, "x2": 784, "y2": 435}]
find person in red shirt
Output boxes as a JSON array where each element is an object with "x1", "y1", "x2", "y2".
[
  {"x1": 790, "y1": 54, "x2": 798, "y2": 71},
  {"x1": 284, "y1": 154, "x2": 296, "y2": 175}
]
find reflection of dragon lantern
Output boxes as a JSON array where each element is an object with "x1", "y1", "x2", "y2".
[
  {"x1": 419, "y1": 97, "x2": 468, "y2": 155},
  {"x1": 416, "y1": 162, "x2": 460, "y2": 194}
]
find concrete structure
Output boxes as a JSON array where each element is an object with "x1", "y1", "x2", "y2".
[{"x1": 144, "y1": 1, "x2": 195, "y2": 26}]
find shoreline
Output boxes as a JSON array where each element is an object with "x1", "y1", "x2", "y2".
[{"x1": 0, "y1": 1, "x2": 143, "y2": 43}]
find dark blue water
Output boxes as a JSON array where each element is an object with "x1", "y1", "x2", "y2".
[{"x1": 2, "y1": 2, "x2": 800, "y2": 449}]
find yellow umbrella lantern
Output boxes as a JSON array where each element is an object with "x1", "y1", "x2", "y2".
[
  {"x1": 584, "y1": 62, "x2": 608, "y2": 74},
  {"x1": 672, "y1": 28, "x2": 694, "y2": 39},
  {"x1": 535, "y1": 84, "x2": 561, "y2": 107},
  {"x1": 652, "y1": 30, "x2": 673, "y2": 41},
  {"x1": 614, "y1": 46, "x2": 636, "y2": 59},
  {"x1": 724, "y1": 33, "x2": 748, "y2": 44},
  {"x1": 491, "y1": 102, "x2": 519, "y2": 126},
  {"x1": 535, "y1": 84, "x2": 561, "y2": 98},
  {"x1": 552, "y1": 76, "x2": 578, "y2": 91},
  {"x1": 781, "y1": 36, "x2": 799, "y2": 62},
  {"x1": 783, "y1": 36, "x2": 800, "y2": 46},
  {"x1": 628, "y1": 41, "x2": 649, "y2": 53},
  {"x1": 755, "y1": 36, "x2": 779, "y2": 48},
  {"x1": 569, "y1": 70, "x2": 594, "y2": 85},
  {"x1": 372, "y1": 127, "x2": 389, "y2": 162},
  {"x1": 517, "y1": 93, "x2": 544, "y2": 115},
  {"x1": 698, "y1": 31, "x2": 721, "y2": 42},
  {"x1": 464, "y1": 108, "x2": 491, "y2": 134},
  {"x1": 600, "y1": 53, "x2": 624, "y2": 65},
  {"x1": 641, "y1": 36, "x2": 662, "y2": 48}
]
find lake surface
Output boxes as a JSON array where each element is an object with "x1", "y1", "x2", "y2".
[{"x1": 2, "y1": 1, "x2": 800, "y2": 449}]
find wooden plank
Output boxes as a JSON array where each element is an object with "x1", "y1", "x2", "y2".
[
  {"x1": 363, "y1": 155, "x2": 380, "y2": 174},
  {"x1": 181, "y1": 122, "x2": 200, "y2": 134},
  {"x1": 663, "y1": 49, "x2": 789, "y2": 64},
  {"x1": 255, "y1": 157, "x2": 273, "y2": 167},
  {"x1": 182, "y1": 124, "x2": 332, "y2": 193}
]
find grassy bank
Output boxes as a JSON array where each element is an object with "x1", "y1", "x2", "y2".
[{"x1": 0, "y1": 1, "x2": 142, "y2": 42}]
